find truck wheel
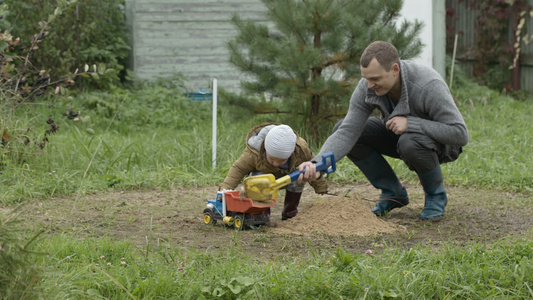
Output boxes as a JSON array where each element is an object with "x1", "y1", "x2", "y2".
[
  {"x1": 234, "y1": 214, "x2": 245, "y2": 230},
  {"x1": 204, "y1": 211, "x2": 216, "y2": 225}
]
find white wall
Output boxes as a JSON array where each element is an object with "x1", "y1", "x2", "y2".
[
  {"x1": 399, "y1": 0, "x2": 433, "y2": 67},
  {"x1": 399, "y1": 0, "x2": 446, "y2": 79}
]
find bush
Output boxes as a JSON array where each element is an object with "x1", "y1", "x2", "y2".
[
  {"x1": 2, "y1": 0, "x2": 129, "y2": 90},
  {"x1": 0, "y1": 1, "x2": 95, "y2": 167}
]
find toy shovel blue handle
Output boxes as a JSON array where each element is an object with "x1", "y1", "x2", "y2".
[{"x1": 288, "y1": 152, "x2": 336, "y2": 182}]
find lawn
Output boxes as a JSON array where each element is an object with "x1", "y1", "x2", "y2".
[{"x1": 1, "y1": 79, "x2": 533, "y2": 299}]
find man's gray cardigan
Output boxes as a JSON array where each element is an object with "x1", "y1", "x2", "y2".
[{"x1": 314, "y1": 60, "x2": 469, "y2": 164}]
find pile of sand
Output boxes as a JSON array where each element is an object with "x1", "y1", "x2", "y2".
[{"x1": 272, "y1": 193, "x2": 404, "y2": 237}]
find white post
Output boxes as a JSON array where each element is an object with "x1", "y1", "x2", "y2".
[
  {"x1": 222, "y1": 193, "x2": 227, "y2": 217},
  {"x1": 212, "y1": 78, "x2": 217, "y2": 169},
  {"x1": 449, "y1": 34, "x2": 458, "y2": 90}
]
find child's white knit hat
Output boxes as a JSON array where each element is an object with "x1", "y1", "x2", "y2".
[{"x1": 264, "y1": 125, "x2": 296, "y2": 159}]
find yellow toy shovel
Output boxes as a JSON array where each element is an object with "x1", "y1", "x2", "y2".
[{"x1": 243, "y1": 152, "x2": 336, "y2": 201}]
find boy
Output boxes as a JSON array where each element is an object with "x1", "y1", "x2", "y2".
[{"x1": 219, "y1": 122, "x2": 328, "y2": 220}]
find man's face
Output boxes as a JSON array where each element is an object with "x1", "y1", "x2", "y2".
[{"x1": 361, "y1": 58, "x2": 399, "y2": 96}]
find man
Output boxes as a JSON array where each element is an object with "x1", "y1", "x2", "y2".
[
  {"x1": 298, "y1": 41, "x2": 468, "y2": 220},
  {"x1": 219, "y1": 122, "x2": 328, "y2": 220}
]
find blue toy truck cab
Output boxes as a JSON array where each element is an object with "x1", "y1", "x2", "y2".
[{"x1": 206, "y1": 191, "x2": 225, "y2": 217}]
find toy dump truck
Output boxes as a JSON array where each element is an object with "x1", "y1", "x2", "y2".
[{"x1": 203, "y1": 190, "x2": 276, "y2": 230}]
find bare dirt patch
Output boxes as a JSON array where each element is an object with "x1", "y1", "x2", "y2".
[
  {"x1": 272, "y1": 193, "x2": 404, "y2": 237},
  {"x1": 8, "y1": 182, "x2": 533, "y2": 258}
]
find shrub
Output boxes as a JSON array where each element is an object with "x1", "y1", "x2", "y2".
[
  {"x1": 0, "y1": 1, "x2": 94, "y2": 167},
  {"x1": 2, "y1": 0, "x2": 129, "y2": 90}
]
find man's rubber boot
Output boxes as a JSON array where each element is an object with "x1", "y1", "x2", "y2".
[
  {"x1": 418, "y1": 164, "x2": 447, "y2": 220},
  {"x1": 353, "y1": 151, "x2": 409, "y2": 216},
  {"x1": 281, "y1": 191, "x2": 302, "y2": 220}
]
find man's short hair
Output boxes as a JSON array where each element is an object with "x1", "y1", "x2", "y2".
[{"x1": 360, "y1": 41, "x2": 400, "y2": 71}]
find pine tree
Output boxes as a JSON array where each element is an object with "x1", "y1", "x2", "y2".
[{"x1": 228, "y1": 0, "x2": 424, "y2": 142}]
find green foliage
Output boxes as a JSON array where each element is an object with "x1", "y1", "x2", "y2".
[
  {"x1": 1, "y1": 66, "x2": 533, "y2": 202},
  {"x1": 228, "y1": 0, "x2": 423, "y2": 142},
  {"x1": 0, "y1": 207, "x2": 43, "y2": 299},
  {"x1": 218, "y1": 88, "x2": 284, "y2": 120},
  {"x1": 71, "y1": 87, "x2": 214, "y2": 131},
  {"x1": 2, "y1": 0, "x2": 129, "y2": 90},
  {"x1": 0, "y1": 1, "x2": 97, "y2": 168},
  {"x1": 27, "y1": 235, "x2": 533, "y2": 299},
  {"x1": 0, "y1": 62, "x2": 532, "y2": 299},
  {"x1": 446, "y1": 0, "x2": 532, "y2": 92},
  {"x1": 449, "y1": 97, "x2": 533, "y2": 190},
  {"x1": 471, "y1": 0, "x2": 520, "y2": 90},
  {"x1": 0, "y1": 81, "x2": 268, "y2": 202}
]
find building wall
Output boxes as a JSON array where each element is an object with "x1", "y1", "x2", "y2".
[
  {"x1": 399, "y1": 1, "x2": 435, "y2": 72},
  {"x1": 125, "y1": 0, "x2": 268, "y2": 92}
]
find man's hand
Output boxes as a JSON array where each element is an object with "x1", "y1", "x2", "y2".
[
  {"x1": 297, "y1": 161, "x2": 321, "y2": 183},
  {"x1": 386, "y1": 116, "x2": 407, "y2": 135}
]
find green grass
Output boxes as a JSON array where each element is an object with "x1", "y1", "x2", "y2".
[
  {"x1": 1, "y1": 82, "x2": 532, "y2": 203},
  {"x1": 26, "y1": 235, "x2": 533, "y2": 299},
  {"x1": 337, "y1": 87, "x2": 533, "y2": 193},
  {"x1": 450, "y1": 98, "x2": 533, "y2": 190},
  {"x1": 2, "y1": 74, "x2": 533, "y2": 299},
  {"x1": 0, "y1": 89, "x2": 281, "y2": 202}
]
